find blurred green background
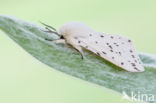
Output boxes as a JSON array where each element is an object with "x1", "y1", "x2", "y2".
[{"x1": 0, "y1": 0, "x2": 155, "y2": 103}]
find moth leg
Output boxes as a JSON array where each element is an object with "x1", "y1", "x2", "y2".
[
  {"x1": 45, "y1": 38, "x2": 66, "y2": 44},
  {"x1": 73, "y1": 46, "x2": 84, "y2": 59}
]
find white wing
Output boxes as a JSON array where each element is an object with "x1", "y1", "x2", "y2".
[{"x1": 73, "y1": 32, "x2": 144, "y2": 72}]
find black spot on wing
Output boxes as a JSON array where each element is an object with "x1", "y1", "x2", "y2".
[
  {"x1": 134, "y1": 60, "x2": 137, "y2": 63},
  {"x1": 130, "y1": 50, "x2": 133, "y2": 53},
  {"x1": 96, "y1": 52, "x2": 100, "y2": 56},
  {"x1": 128, "y1": 39, "x2": 132, "y2": 42},
  {"x1": 118, "y1": 37, "x2": 121, "y2": 39},
  {"x1": 134, "y1": 67, "x2": 140, "y2": 71},
  {"x1": 131, "y1": 55, "x2": 135, "y2": 58},
  {"x1": 78, "y1": 41, "x2": 81, "y2": 43},
  {"x1": 118, "y1": 52, "x2": 121, "y2": 55},
  {"x1": 110, "y1": 36, "x2": 114, "y2": 39},
  {"x1": 114, "y1": 43, "x2": 119, "y2": 47},
  {"x1": 131, "y1": 63, "x2": 136, "y2": 66},
  {"x1": 85, "y1": 46, "x2": 88, "y2": 48},
  {"x1": 74, "y1": 37, "x2": 78, "y2": 39},
  {"x1": 102, "y1": 51, "x2": 107, "y2": 54},
  {"x1": 100, "y1": 35, "x2": 104, "y2": 37},
  {"x1": 110, "y1": 50, "x2": 113, "y2": 52},
  {"x1": 108, "y1": 45, "x2": 112, "y2": 49},
  {"x1": 121, "y1": 62, "x2": 124, "y2": 65}
]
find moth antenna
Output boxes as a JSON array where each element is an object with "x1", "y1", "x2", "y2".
[
  {"x1": 45, "y1": 27, "x2": 58, "y2": 34},
  {"x1": 40, "y1": 21, "x2": 60, "y2": 36},
  {"x1": 41, "y1": 27, "x2": 59, "y2": 35},
  {"x1": 39, "y1": 21, "x2": 56, "y2": 31}
]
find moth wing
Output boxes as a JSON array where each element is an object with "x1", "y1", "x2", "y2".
[{"x1": 73, "y1": 32, "x2": 144, "y2": 72}]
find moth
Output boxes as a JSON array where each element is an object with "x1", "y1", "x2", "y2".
[{"x1": 41, "y1": 22, "x2": 144, "y2": 72}]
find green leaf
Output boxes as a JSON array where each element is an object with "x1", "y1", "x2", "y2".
[{"x1": 0, "y1": 15, "x2": 156, "y2": 103}]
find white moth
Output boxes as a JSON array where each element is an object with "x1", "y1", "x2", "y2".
[{"x1": 41, "y1": 22, "x2": 144, "y2": 72}]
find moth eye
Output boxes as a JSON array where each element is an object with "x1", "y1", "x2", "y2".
[{"x1": 60, "y1": 35, "x2": 64, "y2": 39}]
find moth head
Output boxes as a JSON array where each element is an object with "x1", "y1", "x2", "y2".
[
  {"x1": 41, "y1": 22, "x2": 95, "y2": 38},
  {"x1": 40, "y1": 22, "x2": 63, "y2": 38},
  {"x1": 57, "y1": 22, "x2": 95, "y2": 37}
]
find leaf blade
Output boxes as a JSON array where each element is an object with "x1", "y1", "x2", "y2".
[{"x1": 0, "y1": 15, "x2": 156, "y2": 103}]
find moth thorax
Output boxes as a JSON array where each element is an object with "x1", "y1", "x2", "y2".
[{"x1": 57, "y1": 22, "x2": 95, "y2": 36}]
